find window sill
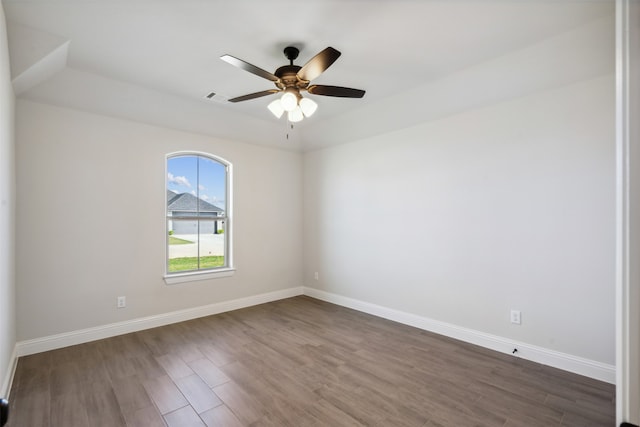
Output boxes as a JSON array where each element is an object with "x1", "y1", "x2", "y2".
[{"x1": 164, "y1": 268, "x2": 236, "y2": 285}]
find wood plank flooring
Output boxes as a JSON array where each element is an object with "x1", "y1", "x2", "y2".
[{"x1": 7, "y1": 296, "x2": 615, "y2": 426}]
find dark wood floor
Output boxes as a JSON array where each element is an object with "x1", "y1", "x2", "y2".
[{"x1": 7, "y1": 296, "x2": 614, "y2": 426}]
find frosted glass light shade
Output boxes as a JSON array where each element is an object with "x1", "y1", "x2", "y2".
[
  {"x1": 280, "y1": 91, "x2": 298, "y2": 111},
  {"x1": 299, "y1": 97, "x2": 318, "y2": 117},
  {"x1": 288, "y1": 106, "x2": 304, "y2": 123},
  {"x1": 267, "y1": 99, "x2": 284, "y2": 118}
]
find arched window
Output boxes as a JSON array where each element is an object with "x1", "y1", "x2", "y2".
[{"x1": 165, "y1": 152, "x2": 233, "y2": 283}]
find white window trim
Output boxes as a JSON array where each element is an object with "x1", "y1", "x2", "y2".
[
  {"x1": 164, "y1": 151, "x2": 233, "y2": 284},
  {"x1": 164, "y1": 268, "x2": 236, "y2": 285}
]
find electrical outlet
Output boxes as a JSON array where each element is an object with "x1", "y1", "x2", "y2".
[
  {"x1": 510, "y1": 309, "x2": 521, "y2": 325},
  {"x1": 117, "y1": 296, "x2": 126, "y2": 308},
  {"x1": 314, "y1": 272, "x2": 319, "y2": 280}
]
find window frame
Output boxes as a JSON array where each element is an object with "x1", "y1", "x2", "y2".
[{"x1": 163, "y1": 151, "x2": 234, "y2": 284}]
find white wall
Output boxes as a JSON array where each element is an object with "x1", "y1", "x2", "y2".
[
  {"x1": 304, "y1": 75, "x2": 615, "y2": 366},
  {"x1": 15, "y1": 100, "x2": 303, "y2": 341},
  {"x1": 0, "y1": 3, "x2": 16, "y2": 397}
]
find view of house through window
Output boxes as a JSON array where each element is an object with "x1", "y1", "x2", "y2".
[{"x1": 166, "y1": 153, "x2": 229, "y2": 274}]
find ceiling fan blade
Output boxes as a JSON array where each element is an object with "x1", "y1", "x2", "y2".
[
  {"x1": 297, "y1": 47, "x2": 341, "y2": 82},
  {"x1": 228, "y1": 89, "x2": 280, "y2": 103},
  {"x1": 220, "y1": 54, "x2": 279, "y2": 82},
  {"x1": 307, "y1": 85, "x2": 365, "y2": 98}
]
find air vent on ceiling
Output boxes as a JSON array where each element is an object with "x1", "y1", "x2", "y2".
[{"x1": 203, "y1": 92, "x2": 228, "y2": 103}]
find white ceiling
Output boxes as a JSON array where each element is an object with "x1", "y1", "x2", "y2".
[{"x1": 3, "y1": 0, "x2": 614, "y2": 151}]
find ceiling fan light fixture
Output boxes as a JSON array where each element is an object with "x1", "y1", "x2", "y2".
[
  {"x1": 280, "y1": 89, "x2": 299, "y2": 112},
  {"x1": 267, "y1": 99, "x2": 285, "y2": 118},
  {"x1": 299, "y1": 97, "x2": 318, "y2": 117},
  {"x1": 288, "y1": 106, "x2": 304, "y2": 123}
]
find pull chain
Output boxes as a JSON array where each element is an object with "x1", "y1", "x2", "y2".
[{"x1": 286, "y1": 122, "x2": 294, "y2": 141}]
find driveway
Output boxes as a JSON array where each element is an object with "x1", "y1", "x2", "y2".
[{"x1": 169, "y1": 233, "x2": 225, "y2": 257}]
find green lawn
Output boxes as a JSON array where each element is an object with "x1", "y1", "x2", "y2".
[
  {"x1": 168, "y1": 256, "x2": 225, "y2": 272},
  {"x1": 169, "y1": 236, "x2": 194, "y2": 245}
]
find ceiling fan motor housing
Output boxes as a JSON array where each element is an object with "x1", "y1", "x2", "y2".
[
  {"x1": 275, "y1": 65, "x2": 305, "y2": 90},
  {"x1": 278, "y1": 47, "x2": 307, "y2": 91}
]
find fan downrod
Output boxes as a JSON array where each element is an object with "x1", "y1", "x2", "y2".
[{"x1": 283, "y1": 46, "x2": 299, "y2": 65}]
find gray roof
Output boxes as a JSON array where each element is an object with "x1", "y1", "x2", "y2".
[
  {"x1": 167, "y1": 190, "x2": 179, "y2": 204},
  {"x1": 167, "y1": 191, "x2": 223, "y2": 213}
]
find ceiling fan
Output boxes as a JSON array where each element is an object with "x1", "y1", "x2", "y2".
[{"x1": 220, "y1": 46, "x2": 365, "y2": 122}]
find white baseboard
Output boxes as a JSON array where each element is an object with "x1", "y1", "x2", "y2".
[
  {"x1": 302, "y1": 287, "x2": 616, "y2": 384},
  {"x1": 16, "y1": 287, "x2": 304, "y2": 357},
  {"x1": 12, "y1": 285, "x2": 615, "y2": 384},
  {"x1": 1, "y1": 345, "x2": 17, "y2": 398}
]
